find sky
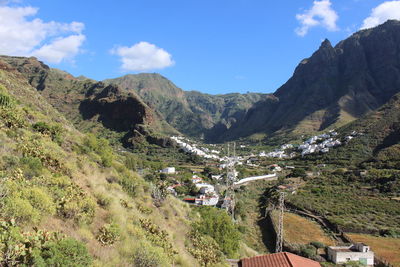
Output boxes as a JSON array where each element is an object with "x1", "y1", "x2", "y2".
[{"x1": 1, "y1": 0, "x2": 400, "y2": 94}]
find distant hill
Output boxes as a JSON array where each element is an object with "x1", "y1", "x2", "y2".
[{"x1": 105, "y1": 74, "x2": 271, "y2": 141}]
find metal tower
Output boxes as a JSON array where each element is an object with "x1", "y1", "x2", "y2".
[
  {"x1": 223, "y1": 142, "x2": 237, "y2": 220},
  {"x1": 276, "y1": 191, "x2": 285, "y2": 253}
]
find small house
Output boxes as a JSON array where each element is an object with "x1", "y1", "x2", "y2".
[
  {"x1": 161, "y1": 167, "x2": 176, "y2": 174},
  {"x1": 327, "y1": 243, "x2": 374, "y2": 266}
]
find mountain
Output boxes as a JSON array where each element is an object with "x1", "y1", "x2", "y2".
[
  {"x1": 0, "y1": 56, "x2": 177, "y2": 148},
  {"x1": 219, "y1": 20, "x2": 400, "y2": 141},
  {"x1": 105, "y1": 74, "x2": 271, "y2": 140},
  {"x1": 316, "y1": 91, "x2": 400, "y2": 169}
]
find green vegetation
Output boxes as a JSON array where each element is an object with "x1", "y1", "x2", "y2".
[
  {"x1": 0, "y1": 220, "x2": 91, "y2": 267},
  {"x1": 287, "y1": 173, "x2": 400, "y2": 233},
  {"x1": 96, "y1": 223, "x2": 121, "y2": 246},
  {"x1": 186, "y1": 230, "x2": 223, "y2": 266},
  {"x1": 193, "y1": 207, "x2": 241, "y2": 257}
]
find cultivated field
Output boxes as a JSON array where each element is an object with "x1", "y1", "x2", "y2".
[
  {"x1": 281, "y1": 212, "x2": 335, "y2": 246},
  {"x1": 347, "y1": 233, "x2": 400, "y2": 267}
]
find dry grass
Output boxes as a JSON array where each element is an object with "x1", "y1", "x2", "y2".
[
  {"x1": 347, "y1": 233, "x2": 400, "y2": 267},
  {"x1": 282, "y1": 212, "x2": 335, "y2": 246}
]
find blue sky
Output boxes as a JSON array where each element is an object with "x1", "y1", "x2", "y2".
[{"x1": 1, "y1": 0, "x2": 399, "y2": 94}]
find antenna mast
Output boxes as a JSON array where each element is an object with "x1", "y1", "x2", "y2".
[{"x1": 276, "y1": 191, "x2": 285, "y2": 253}]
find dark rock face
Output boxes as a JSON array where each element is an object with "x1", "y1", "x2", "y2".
[
  {"x1": 79, "y1": 83, "x2": 153, "y2": 132},
  {"x1": 0, "y1": 56, "x2": 172, "y2": 149},
  {"x1": 0, "y1": 56, "x2": 50, "y2": 91},
  {"x1": 222, "y1": 20, "x2": 400, "y2": 140}
]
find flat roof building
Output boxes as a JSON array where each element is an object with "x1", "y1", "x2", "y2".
[{"x1": 327, "y1": 243, "x2": 374, "y2": 266}]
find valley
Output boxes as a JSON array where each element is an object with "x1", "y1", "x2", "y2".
[{"x1": 1, "y1": 18, "x2": 400, "y2": 267}]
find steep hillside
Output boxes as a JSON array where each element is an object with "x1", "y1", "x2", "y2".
[
  {"x1": 0, "y1": 53, "x2": 255, "y2": 266},
  {"x1": 222, "y1": 20, "x2": 400, "y2": 141},
  {"x1": 314, "y1": 91, "x2": 400, "y2": 168},
  {"x1": 0, "y1": 56, "x2": 176, "y2": 148},
  {"x1": 105, "y1": 74, "x2": 270, "y2": 140}
]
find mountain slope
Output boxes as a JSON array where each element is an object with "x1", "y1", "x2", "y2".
[
  {"x1": 0, "y1": 56, "x2": 177, "y2": 148},
  {"x1": 221, "y1": 20, "x2": 400, "y2": 141},
  {"x1": 316, "y1": 91, "x2": 400, "y2": 168},
  {"x1": 0, "y1": 58, "x2": 200, "y2": 266},
  {"x1": 105, "y1": 74, "x2": 271, "y2": 140}
]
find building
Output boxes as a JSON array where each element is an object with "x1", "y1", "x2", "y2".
[
  {"x1": 195, "y1": 183, "x2": 215, "y2": 194},
  {"x1": 327, "y1": 243, "x2": 374, "y2": 266},
  {"x1": 161, "y1": 167, "x2": 175, "y2": 174},
  {"x1": 194, "y1": 194, "x2": 219, "y2": 206},
  {"x1": 228, "y1": 252, "x2": 321, "y2": 267}
]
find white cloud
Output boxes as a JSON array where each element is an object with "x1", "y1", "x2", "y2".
[
  {"x1": 0, "y1": 5, "x2": 85, "y2": 64},
  {"x1": 361, "y1": 1, "x2": 400, "y2": 29},
  {"x1": 295, "y1": 0, "x2": 339, "y2": 36},
  {"x1": 32, "y1": 34, "x2": 86, "y2": 64},
  {"x1": 111, "y1": 42, "x2": 174, "y2": 72}
]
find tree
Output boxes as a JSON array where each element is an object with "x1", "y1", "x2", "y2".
[{"x1": 193, "y1": 207, "x2": 240, "y2": 257}]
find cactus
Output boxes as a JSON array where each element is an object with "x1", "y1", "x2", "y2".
[{"x1": 139, "y1": 218, "x2": 178, "y2": 259}]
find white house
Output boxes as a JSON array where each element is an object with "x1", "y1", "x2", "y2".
[
  {"x1": 327, "y1": 243, "x2": 374, "y2": 266},
  {"x1": 195, "y1": 194, "x2": 219, "y2": 206},
  {"x1": 195, "y1": 183, "x2": 215, "y2": 194},
  {"x1": 161, "y1": 167, "x2": 176, "y2": 174}
]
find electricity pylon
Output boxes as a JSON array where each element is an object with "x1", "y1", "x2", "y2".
[{"x1": 276, "y1": 191, "x2": 285, "y2": 253}]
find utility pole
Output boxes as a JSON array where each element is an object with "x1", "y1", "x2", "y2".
[{"x1": 276, "y1": 191, "x2": 285, "y2": 253}]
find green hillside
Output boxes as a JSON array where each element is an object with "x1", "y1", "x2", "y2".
[{"x1": 0, "y1": 53, "x2": 253, "y2": 266}]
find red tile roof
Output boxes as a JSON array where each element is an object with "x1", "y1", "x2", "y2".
[{"x1": 240, "y1": 252, "x2": 321, "y2": 267}]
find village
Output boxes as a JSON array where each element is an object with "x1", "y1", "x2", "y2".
[
  {"x1": 166, "y1": 130, "x2": 361, "y2": 209},
  {"x1": 165, "y1": 131, "x2": 379, "y2": 267}
]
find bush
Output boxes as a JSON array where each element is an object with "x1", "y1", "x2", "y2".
[
  {"x1": 81, "y1": 134, "x2": 114, "y2": 167},
  {"x1": 95, "y1": 192, "x2": 112, "y2": 208},
  {"x1": 20, "y1": 156, "x2": 43, "y2": 178},
  {"x1": 186, "y1": 230, "x2": 223, "y2": 266},
  {"x1": 32, "y1": 121, "x2": 63, "y2": 143},
  {"x1": 22, "y1": 187, "x2": 56, "y2": 215},
  {"x1": 3, "y1": 196, "x2": 40, "y2": 224},
  {"x1": 133, "y1": 243, "x2": 167, "y2": 267},
  {"x1": 41, "y1": 238, "x2": 92, "y2": 267},
  {"x1": 290, "y1": 168, "x2": 307, "y2": 178},
  {"x1": 193, "y1": 207, "x2": 240, "y2": 257},
  {"x1": 96, "y1": 223, "x2": 121, "y2": 246},
  {"x1": 0, "y1": 220, "x2": 91, "y2": 267},
  {"x1": 120, "y1": 175, "x2": 138, "y2": 197}
]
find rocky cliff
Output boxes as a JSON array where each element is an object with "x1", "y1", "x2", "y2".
[{"x1": 220, "y1": 20, "x2": 400, "y2": 141}]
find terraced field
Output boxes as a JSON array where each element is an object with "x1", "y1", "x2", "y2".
[{"x1": 272, "y1": 211, "x2": 336, "y2": 246}]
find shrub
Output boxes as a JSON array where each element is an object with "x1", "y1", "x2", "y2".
[
  {"x1": 193, "y1": 207, "x2": 240, "y2": 257},
  {"x1": 289, "y1": 168, "x2": 307, "y2": 178},
  {"x1": 22, "y1": 187, "x2": 56, "y2": 215},
  {"x1": 41, "y1": 238, "x2": 92, "y2": 267},
  {"x1": 81, "y1": 134, "x2": 114, "y2": 167},
  {"x1": 95, "y1": 192, "x2": 112, "y2": 208},
  {"x1": 186, "y1": 230, "x2": 223, "y2": 266},
  {"x1": 96, "y1": 223, "x2": 121, "y2": 246},
  {"x1": 0, "y1": 107, "x2": 25, "y2": 129},
  {"x1": 133, "y1": 243, "x2": 167, "y2": 267},
  {"x1": 139, "y1": 218, "x2": 178, "y2": 259},
  {"x1": 19, "y1": 156, "x2": 43, "y2": 178},
  {"x1": 3, "y1": 196, "x2": 40, "y2": 224},
  {"x1": 32, "y1": 122, "x2": 63, "y2": 144},
  {"x1": 120, "y1": 175, "x2": 138, "y2": 197}
]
